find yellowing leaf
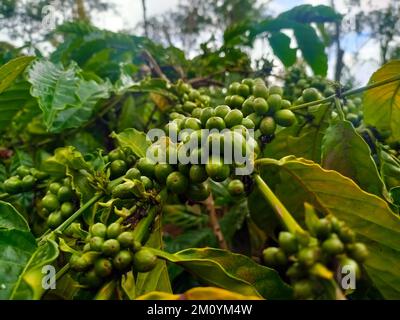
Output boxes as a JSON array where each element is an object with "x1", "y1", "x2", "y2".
[
  {"x1": 258, "y1": 156, "x2": 400, "y2": 299},
  {"x1": 149, "y1": 247, "x2": 292, "y2": 299},
  {"x1": 137, "y1": 287, "x2": 262, "y2": 300},
  {"x1": 364, "y1": 60, "x2": 400, "y2": 141},
  {"x1": 0, "y1": 56, "x2": 35, "y2": 94}
]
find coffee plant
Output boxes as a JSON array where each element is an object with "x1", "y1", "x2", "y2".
[{"x1": 1, "y1": 4, "x2": 400, "y2": 301}]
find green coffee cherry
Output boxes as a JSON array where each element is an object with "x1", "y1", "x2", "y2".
[
  {"x1": 102, "y1": 239, "x2": 121, "y2": 256},
  {"x1": 57, "y1": 186, "x2": 73, "y2": 202},
  {"x1": 125, "y1": 168, "x2": 141, "y2": 180},
  {"x1": 17, "y1": 166, "x2": 31, "y2": 178},
  {"x1": 189, "y1": 165, "x2": 208, "y2": 183},
  {"x1": 137, "y1": 158, "x2": 156, "y2": 178},
  {"x1": 47, "y1": 211, "x2": 63, "y2": 229},
  {"x1": 166, "y1": 172, "x2": 189, "y2": 194},
  {"x1": 314, "y1": 218, "x2": 332, "y2": 239},
  {"x1": 302, "y1": 88, "x2": 320, "y2": 103},
  {"x1": 274, "y1": 110, "x2": 296, "y2": 127},
  {"x1": 224, "y1": 109, "x2": 243, "y2": 128},
  {"x1": 117, "y1": 231, "x2": 135, "y2": 248},
  {"x1": 206, "y1": 116, "x2": 226, "y2": 130},
  {"x1": 230, "y1": 95, "x2": 245, "y2": 109},
  {"x1": 42, "y1": 194, "x2": 60, "y2": 211},
  {"x1": 113, "y1": 250, "x2": 133, "y2": 272},
  {"x1": 347, "y1": 242, "x2": 369, "y2": 263},
  {"x1": 49, "y1": 182, "x2": 62, "y2": 194},
  {"x1": 269, "y1": 86, "x2": 283, "y2": 96},
  {"x1": 107, "y1": 223, "x2": 122, "y2": 239},
  {"x1": 110, "y1": 160, "x2": 128, "y2": 179},
  {"x1": 293, "y1": 280, "x2": 314, "y2": 299},
  {"x1": 260, "y1": 117, "x2": 276, "y2": 136},
  {"x1": 227, "y1": 179, "x2": 245, "y2": 196},
  {"x1": 267, "y1": 94, "x2": 282, "y2": 113},
  {"x1": 90, "y1": 223, "x2": 107, "y2": 238},
  {"x1": 205, "y1": 158, "x2": 230, "y2": 182},
  {"x1": 297, "y1": 247, "x2": 319, "y2": 268},
  {"x1": 278, "y1": 232, "x2": 298, "y2": 255},
  {"x1": 133, "y1": 248, "x2": 158, "y2": 273},
  {"x1": 215, "y1": 105, "x2": 231, "y2": 118},
  {"x1": 253, "y1": 97, "x2": 269, "y2": 115},
  {"x1": 140, "y1": 176, "x2": 153, "y2": 190},
  {"x1": 90, "y1": 236, "x2": 105, "y2": 252},
  {"x1": 253, "y1": 84, "x2": 269, "y2": 99},
  {"x1": 94, "y1": 258, "x2": 113, "y2": 278},
  {"x1": 3, "y1": 177, "x2": 23, "y2": 194},
  {"x1": 21, "y1": 175, "x2": 36, "y2": 191},
  {"x1": 322, "y1": 234, "x2": 344, "y2": 255},
  {"x1": 60, "y1": 202, "x2": 74, "y2": 218}
]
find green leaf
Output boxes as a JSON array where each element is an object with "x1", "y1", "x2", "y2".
[
  {"x1": 111, "y1": 128, "x2": 151, "y2": 158},
  {"x1": 278, "y1": 5, "x2": 341, "y2": 23},
  {"x1": 0, "y1": 205, "x2": 59, "y2": 300},
  {"x1": 322, "y1": 120, "x2": 387, "y2": 198},
  {"x1": 150, "y1": 247, "x2": 292, "y2": 300},
  {"x1": 258, "y1": 156, "x2": 400, "y2": 299},
  {"x1": 363, "y1": 60, "x2": 400, "y2": 141},
  {"x1": 0, "y1": 201, "x2": 29, "y2": 232},
  {"x1": 268, "y1": 32, "x2": 296, "y2": 67},
  {"x1": 27, "y1": 59, "x2": 111, "y2": 133},
  {"x1": 135, "y1": 217, "x2": 172, "y2": 297},
  {"x1": 293, "y1": 24, "x2": 327, "y2": 76},
  {"x1": 0, "y1": 56, "x2": 35, "y2": 94},
  {"x1": 0, "y1": 81, "x2": 36, "y2": 133}
]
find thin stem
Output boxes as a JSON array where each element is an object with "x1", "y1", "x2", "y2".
[
  {"x1": 54, "y1": 193, "x2": 103, "y2": 234},
  {"x1": 0, "y1": 193, "x2": 10, "y2": 201},
  {"x1": 204, "y1": 194, "x2": 228, "y2": 250},
  {"x1": 132, "y1": 206, "x2": 159, "y2": 244},
  {"x1": 290, "y1": 74, "x2": 400, "y2": 111},
  {"x1": 254, "y1": 174, "x2": 304, "y2": 234},
  {"x1": 334, "y1": 98, "x2": 345, "y2": 121}
]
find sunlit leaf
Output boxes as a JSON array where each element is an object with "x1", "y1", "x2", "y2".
[{"x1": 363, "y1": 60, "x2": 400, "y2": 141}]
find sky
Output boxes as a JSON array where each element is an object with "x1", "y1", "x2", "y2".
[
  {"x1": 1, "y1": 0, "x2": 396, "y2": 84},
  {"x1": 91, "y1": 0, "x2": 393, "y2": 84}
]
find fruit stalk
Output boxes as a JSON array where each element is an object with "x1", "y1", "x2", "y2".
[
  {"x1": 290, "y1": 73, "x2": 400, "y2": 111},
  {"x1": 254, "y1": 174, "x2": 304, "y2": 234},
  {"x1": 55, "y1": 193, "x2": 103, "y2": 234}
]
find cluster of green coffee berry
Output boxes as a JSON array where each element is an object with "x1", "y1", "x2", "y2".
[
  {"x1": 39, "y1": 177, "x2": 77, "y2": 229},
  {"x1": 69, "y1": 222, "x2": 158, "y2": 288},
  {"x1": 223, "y1": 79, "x2": 297, "y2": 138},
  {"x1": 262, "y1": 215, "x2": 369, "y2": 299},
  {"x1": 104, "y1": 147, "x2": 137, "y2": 180},
  {"x1": 284, "y1": 65, "x2": 336, "y2": 100},
  {"x1": 2, "y1": 165, "x2": 48, "y2": 195}
]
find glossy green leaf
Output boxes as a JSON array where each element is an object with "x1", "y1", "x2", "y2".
[
  {"x1": 0, "y1": 56, "x2": 34, "y2": 94},
  {"x1": 322, "y1": 120, "x2": 386, "y2": 197},
  {"x1": 0, "y1": 228, "x2": 59, "y2": 300},
  {"x1": 111, "y1": 128, "x2": 151, "y2": 158},
  {"x1": 258, "y1": 156, "x2": 400, "y2": 299},
  {"x1": 363, "y1": 60, "x2": 400, "y2": 141},
  {"x1": 0, "y1": 201, "x2": 29, "y2": 232},
  {"x1": 150, "y1": 247, "x2": 292, "y2": 300},
  {"x1": 27, "y1": 59, "x2": 111, "y2": 132},
  {"x1": 293, "y1": 24, "x2": 327, "y2": 76},
  {"x1": 0, "y1": 82, "x2": 35, "y2": 133},
  {"x1": 268, "y1": 32, "x2": 296, "y2": 67}
]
